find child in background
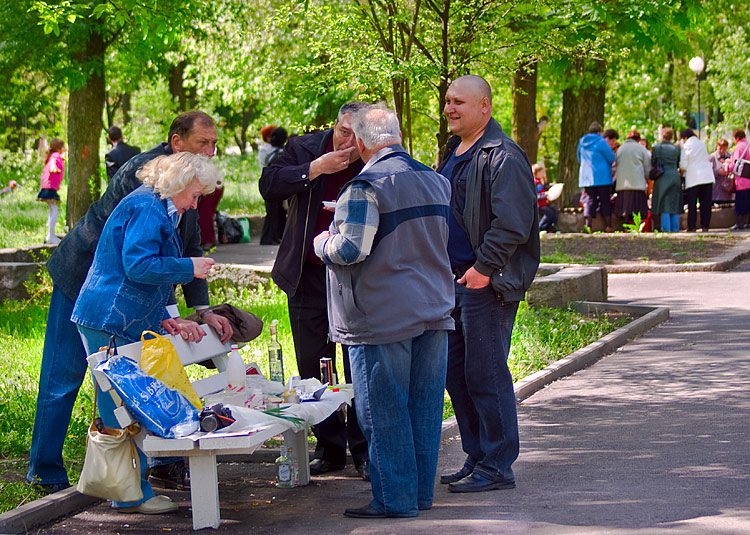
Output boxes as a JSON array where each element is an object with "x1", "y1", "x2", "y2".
[
  {"x1": 0, "y1": 180, "x2": 18, "y2": 196},
  {"x1": 37, "y1": 138, "x2": 66, "y2": 244},
  {"x1": 533, "y1": 163, "x2": 558, "y2": 233}
]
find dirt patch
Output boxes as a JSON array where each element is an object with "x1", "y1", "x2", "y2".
[{"x1": 541, "y1": 234, "x2": 746, "y2": 265}]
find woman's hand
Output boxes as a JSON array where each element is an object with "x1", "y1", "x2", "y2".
[
  {"x1": 191, "y1": 257, "x2": 215, "y2": 279},
  {"x1": 161, "y1": 317, "x2": 206, "y2": 343}
]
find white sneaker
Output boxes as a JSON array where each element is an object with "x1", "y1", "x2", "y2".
[
  {"x1": 45, "y1": 235, "x2": 61, "y2": 245},
  {"x1": 117, "y1": 495, "x2": 178, "y2": 514}
]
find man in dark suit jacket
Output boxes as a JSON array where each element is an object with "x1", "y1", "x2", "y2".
[
  {"x1": 105, "y1": 125, "x2": 141, "y2": 180},
  {"x1": 27, "y1": 111, "x2": 232, "y2": 495}
]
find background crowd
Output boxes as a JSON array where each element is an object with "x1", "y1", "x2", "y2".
[{"x1": 576, "y1": 122, "x2": 750, "y2": 233}]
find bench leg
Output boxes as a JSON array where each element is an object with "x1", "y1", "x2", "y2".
[
  {"x1": 189, "y1": 454, "x2": 220, "y2": 530},
  {"x1": 283, "y1": 428, "x2": 310, "y2": 486}
]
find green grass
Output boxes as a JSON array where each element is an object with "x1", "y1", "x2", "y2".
[
  {"x1": 213, "y1": 155, "x2": 265, "y2": 217},
  {"x1": 0, "y1": 151, "x2": 263, "y2": 248}
]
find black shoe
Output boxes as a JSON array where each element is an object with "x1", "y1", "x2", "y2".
[
  {"x1": 356, "y1": 461, "x2": 370, "y2": 481},
  {"x1": 730, "y1": 224, "x2": 745, "y2": 230},
  {"x1": 343, "y1": 504, "x2": 414, "y2": 518},
  {"x1": 309, "y1": 458, "x2": 345, "y2": 475},
  {"x1": 344, "y1": 504, "x2": 389, "y2": 518},
  {"x1": 440, "y1": 465, "x2": 473, "y2": 484},
  {"x1": 30, "y1": 481, "x2": 71, "y2": 494},
  {"x1": 448, "y1": 472, "x2": 515, "y2": 493},
  {"x1": 147, "y1": 460, "x2": 190, "y2": 490}
]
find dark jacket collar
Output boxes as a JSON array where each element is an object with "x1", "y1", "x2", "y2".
[
  {"x1": 300, "y1": 128, "x2": 334, "y2": 158},
  {"x1": 441, "y1": 117, "x2": 504, "y2": 165}
]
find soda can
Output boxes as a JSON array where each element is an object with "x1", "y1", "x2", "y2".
[{"x1": 320, "y1": 357, "x2": 333, "y2": 385}]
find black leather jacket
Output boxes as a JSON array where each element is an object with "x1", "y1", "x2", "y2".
[
  {"x1": 259, "y1": 129, "x2": 364, "y2": 296},
  {"x1": 441, "y1": 118, "x2": 540, "y2": 302}
]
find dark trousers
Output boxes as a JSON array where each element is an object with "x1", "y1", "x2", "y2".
[
  {"x1": 287, "y1": 262, "x2": 368, "y2": 466},
  {"x1": 260, "y1": 200, "x2": 286, "y2": 245},
  {"x1": 446, "y1": 282, "x2": 519, "y2": 481},
  {"x1": 197, "y1": 189, "x2": 223, "y2": 245},
  {"x1": 686, "y1": 182, "x2": 712, "y2": 231}
]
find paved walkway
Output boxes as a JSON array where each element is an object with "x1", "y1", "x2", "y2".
[{"x1": 36, "y1": 256, "x2": 750, "y2": 534}]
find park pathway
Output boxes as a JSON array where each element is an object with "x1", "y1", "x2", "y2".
[{"x1": 38, "y1": 262, "x2": 750, "y2": 534}]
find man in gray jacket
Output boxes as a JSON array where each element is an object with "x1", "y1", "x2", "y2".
[
  {"x1": 314, "y1": 104, "x2": 454, "y2": 518},
  {"x1": 437, "y1": 75, "x2": 539, "y2": 493}
]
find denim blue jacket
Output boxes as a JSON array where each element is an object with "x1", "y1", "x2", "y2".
[{"x1": 71, "y1": 185, "x2": 195, "y2": 342}]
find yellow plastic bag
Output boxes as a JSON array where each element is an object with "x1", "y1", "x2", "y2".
[{"x1": 139, "y1": 331, "x2": 202, "y2": 409}]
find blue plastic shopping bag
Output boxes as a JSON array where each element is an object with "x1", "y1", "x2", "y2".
[{"x1": 96, "y1": 354, "x2": 199, "y2": 438}]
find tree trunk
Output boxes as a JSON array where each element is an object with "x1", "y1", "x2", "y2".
[
  {"x1": 511, "y1": 60, "x2": 539, "y2": 164},
  {"x1": 435, "y1": 0, "x2": 451, "y2": 164},
  {"x1": 169, "y1": 60, "x2": 188, "y2": 111},
  {"x1": 66, "y1": 30, "x2": 105, "y2": 226},
  {"x1": 122, "y1": 92, "x2": 132, "y2": 125},
  {"x1": 558, "y1": 60, "x2": 606, "y2": 207}
]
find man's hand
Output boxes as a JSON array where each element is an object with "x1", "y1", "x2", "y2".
[
  {"x1": 161, "y1": 317, "x2": 206, "y2": 343},
  {"x1": 313, "y1": 230, "x2": 330, "y2": 248},
  {"x1": 201, "y1": 311, "x2": 233, "y2": 344},
  {"x1": 309, "y1": 147, "x2": 356, "y2": 179},
  {"x1": 457, "y1": 266, "x2": 490, "y2": 289},
  {"x1": 191, "y1": 257, "x2": 215, "y2": 279}
]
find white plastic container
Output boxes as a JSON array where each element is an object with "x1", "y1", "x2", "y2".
[{"x1": 226, "y1": 344, "x2": 246, "y2": 391}]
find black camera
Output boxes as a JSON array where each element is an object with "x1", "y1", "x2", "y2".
[{"x1": 199, "y1": 403, "x2": 236, "y2": 433}]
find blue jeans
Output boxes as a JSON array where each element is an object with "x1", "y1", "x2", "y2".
[
  {"x1": 77, "y1": 325, "x2": 155, "y2": 508},
  {"x1": 349, "y1": 330, "x2": 448, "y2": 517},
  {"x1": 660, "y1": 213, "x2": 680, "y2": 233},
  {"x1": 446, "y1": 282, "x2": 519, "y2": 482},
  {"x1": 27, "y1": 286, "x2": 89, "y2": 486}
]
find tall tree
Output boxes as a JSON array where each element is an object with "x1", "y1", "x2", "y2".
[{"x1": 21, "y1": 0, "x2": 203, "y2": 226}]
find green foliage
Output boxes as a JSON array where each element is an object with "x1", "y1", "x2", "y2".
[{"x1": 622, "y1": 212, "x2": 646, "y2": 234}]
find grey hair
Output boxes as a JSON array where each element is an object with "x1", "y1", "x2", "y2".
[
  {"x1": 137, "y1": 152, "x2": 222, "y2": 199},
  {"x1": 351, "y1": 104, "x2": 401, "y2": 150},
  {"x1": 337, "y1": 101, "x2": 370, "y2": 122}
]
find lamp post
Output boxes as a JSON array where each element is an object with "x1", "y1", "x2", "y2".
[{"x1": 689, "y1": 56, "x2": 706, "y2": 138}]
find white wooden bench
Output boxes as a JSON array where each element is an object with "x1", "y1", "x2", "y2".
[{"x1": 86, "y1": 326, "x2": 351, "y2": 530}]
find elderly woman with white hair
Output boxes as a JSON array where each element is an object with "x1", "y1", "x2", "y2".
[{"x1": 71, "y1": 152, "x2": 221, "y2": 515}]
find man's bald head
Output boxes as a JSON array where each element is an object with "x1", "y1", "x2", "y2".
[
  {"x1": 452, "y1": 75, "x2": 492, "y2": 105},
  {"x1": 445, "y1": 75, "x2": 493, "y2": 142}
]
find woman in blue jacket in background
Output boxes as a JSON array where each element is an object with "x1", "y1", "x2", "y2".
[
  {"x1": 577, "y1": 122, "x2": 616, "y2": 231},
  {"x1": 71, "y1": 152, "x2": 221, "y2": 515}
]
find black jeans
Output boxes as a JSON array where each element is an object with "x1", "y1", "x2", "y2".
[
  {"x1": 287, "y1": 262, "x2": 368, "y2": 466},
  {"x1": 686, "y1": 182, "x2": 712, "y2": 231}
]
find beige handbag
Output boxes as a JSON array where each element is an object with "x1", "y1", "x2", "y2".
[{"x1": 77, "y1": 355, "x2": 143, "y2": 502}]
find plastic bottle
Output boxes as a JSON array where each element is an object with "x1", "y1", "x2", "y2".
[
  {"x1": 226, "y1": 344, "x2": 246, "y2": 391},
  {"x1": 268, "y1": 320, "x2": 284, "y2": 384}
]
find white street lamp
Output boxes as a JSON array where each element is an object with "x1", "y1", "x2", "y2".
[{"x1": 689, "y1": 56, "x2": 706, "y2": 138}]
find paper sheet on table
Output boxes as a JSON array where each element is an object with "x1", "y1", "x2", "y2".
[{"x1": 192, "y1": 388, "x2": 353, "y2": 438}]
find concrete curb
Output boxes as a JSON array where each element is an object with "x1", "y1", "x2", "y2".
[
  {"x1": 0, "y1": 303, "x2": 668, "y2": 533},
  {"x1": 514, "y1": 301, "x2": 669, "y2": 401},
  {"x1": 439, "y1": 301, "x2": 669, "y2": 439},
  {"x1": 603, "y1": 236, "x2": 750, "y2": 274},
  {"x1": 0, "y1": 487, "x2": 99, "y2": 535}
]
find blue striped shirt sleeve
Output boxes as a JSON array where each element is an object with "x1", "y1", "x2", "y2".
[{"x1": 314, "y1": 182, "x2": 379, "y2": 266}]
